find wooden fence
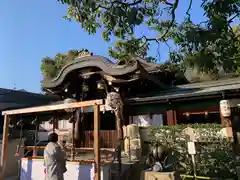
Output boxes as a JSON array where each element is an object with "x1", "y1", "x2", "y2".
[{"x1": 84, "y1": 130, "x2": 117, "y2": 148}]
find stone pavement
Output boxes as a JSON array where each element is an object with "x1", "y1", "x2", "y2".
[{"x1": 4, "y1": 176, "x2": 18, "y2": 180}]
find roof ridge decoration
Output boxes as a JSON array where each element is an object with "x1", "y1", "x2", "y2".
[
  {"x1": 41, "y1": 56, "x2": 163, "y2": 89},
  {"x1": 77, "y1": 49, "x2": 93, "y2": 58}
]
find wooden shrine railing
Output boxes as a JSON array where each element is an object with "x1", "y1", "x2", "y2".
[
  {"x1": 21, "y1": 146, "x2": 116, "y2": 161},
  {"x1": 1, "y1": 99, "x2": 103, "y2": 180}
]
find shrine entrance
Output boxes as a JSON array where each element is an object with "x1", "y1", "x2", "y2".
[{"x1": 83, "y1": 111, "x2": 117, "y2": 148}]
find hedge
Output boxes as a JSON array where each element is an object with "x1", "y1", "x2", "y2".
[{"x1": 148, "y1": 124, "x2": 235, "y2": 179}]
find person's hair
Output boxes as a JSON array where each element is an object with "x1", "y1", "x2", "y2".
[{"x1": 48, "y1": 133, "x2": 58, "y2": 142}]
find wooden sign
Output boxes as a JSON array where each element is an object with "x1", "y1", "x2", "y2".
[
  {"x1": 187, "y1": 142, "x2": 196, "y2": 155},
  {"x1": 142, "y1": 171, "x2": 180, "y2": 180}
]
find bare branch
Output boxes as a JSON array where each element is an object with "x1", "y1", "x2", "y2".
[
  {"x1": 186, "y1": 0, "x2": 193, "y2": 22},
  {"x1": 164, "y1": 41, "x2": 171, "y2": 52},
  {"x1": 156, "y1": 40, "x2": 161, "y2": 61}
]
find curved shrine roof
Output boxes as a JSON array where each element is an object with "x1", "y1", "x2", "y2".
[{"x1": 41, "y1": 55, "x2": 165, "y2": 89}]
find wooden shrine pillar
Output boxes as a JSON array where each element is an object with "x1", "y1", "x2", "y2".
[
  {"x1": 122, "y1": 105, "x2": 129, "y2": 126},
  {"x1": 166, "y1": 110, "x2": 177, "y2": 125},
  {"x1": 220, "y1": 100, "x2": 240, "y2": 180},
  {"x1": 230, "y1": 108, "x2": 240, "y2": 180},
  {"x1": 1, "y1": 115, "x2": 10, "y2": 166},
  {"x1": 94, "y1": 104, "x2": 100, "y2": 180}
]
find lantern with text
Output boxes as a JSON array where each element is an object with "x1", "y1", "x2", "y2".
[{"x1": 220, "y1": 100, "x2": 231, "y2": 117}]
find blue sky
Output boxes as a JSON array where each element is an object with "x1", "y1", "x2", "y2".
[{"x1": 0, "y1": 0, "x2": 228, "y2": 93}]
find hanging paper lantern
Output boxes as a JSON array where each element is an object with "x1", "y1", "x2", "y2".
[
  {"x1": 97, "y1": 81, "x2": 104, "y2": 90},
  {"x1": 220, "y1": 100, "x2": 231, "y2": 117}
]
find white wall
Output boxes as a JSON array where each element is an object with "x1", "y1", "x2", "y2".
[
  {"x1": 39, "y1": 121, "x2": 52, "y2": 131},
  {"x1": 58, "y1": 120, "x2": 72, "y2": 129},
  {"x1": 20, "y1": 159, "x2": 111, "y2": 180},
  {"x1": 40, "y1": 120, "x2": 72, "y2": 131},
  {"x1": 38, "y1": 120, "x2": 72, "y2": 141}
]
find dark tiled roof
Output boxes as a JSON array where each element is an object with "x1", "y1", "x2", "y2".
[
  {"x1": 0, "y1": 88, "x2": 55, "y2": 110},
  {"x1": 49, "y1": 78, "x2": 240, "y2": 105},
  {"x1": 176, "y1": 77, "x2": 240, "y2": 89},
  {"x1": 128, "y1": 77, "x2": 240, "y2": 103}
]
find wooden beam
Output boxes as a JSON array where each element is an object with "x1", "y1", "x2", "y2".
[
  {"x1": 182, "y1": 111, "x2": 219, "y2": 115},
  {"x1": 71, "y1": 104, "x2": 113, "y2": 113},
  {"x1": 1, "y1": 115, "x2": 10, "y2": 166},
  {"x1": 21, "y1": 146, "x2": 113, "y2": 152},
  {"x1": 94, "y1": 104, "x2": 100, "y2": 180},
  {"x1": 21, "y1": 146, "x2": 115, "y2": 160},
  {"x1": 166, "y1": 110, "x2": 177, "y2": 125},
  {"x1": 2, "y1": 99, "x2": 103, "y2": 115},
  {"x1": 20, "y1": 157, "x2": 111, "y2": 165}
]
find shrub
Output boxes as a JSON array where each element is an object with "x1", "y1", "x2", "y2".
[{"x1": 148, "y1": 124, "x2": 235, "y2": 178}]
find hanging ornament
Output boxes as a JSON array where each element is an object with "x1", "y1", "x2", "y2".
[
  {"x1": 15, "y1": 119, "x2": 24, "y2": 157},
  {"x1": 82, "y1": 83, "x2": 89, "y2": 92},
  {"x1": 106, "y1": 92, "x2": 123, "y2": 111}
]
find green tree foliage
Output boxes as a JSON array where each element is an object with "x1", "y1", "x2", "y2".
[
  {"x1": 57, "y1": 0, "x2": 239, "y2": 75},
  {"x1": 58, "y1": 0, "x2": 181, "y2": 64},
  {"x1": 168, "y1": 1, "x2": 240, "y2": 75},
  {"x1": 149, "y1": 124, "x2": 235, "y2": 178},
  {"x1": 233, "y1": 25, "x2": 240, "y2": 74},
  {"x1": 41, "y1": 49, "x2": 81, "y2": 80}
]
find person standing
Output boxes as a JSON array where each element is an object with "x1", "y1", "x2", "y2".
[{"x1": 44, "y1": 133, "x2": 67, "y2": 180}]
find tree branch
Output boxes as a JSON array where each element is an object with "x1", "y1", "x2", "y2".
[
  {"x1": 164, "y1": 41, "x2": 171, "y2": 52},
  {"x1": 186, "y1": 0, "x2": 193, "y2": 22},
  {"x1": 111, "y1": 0, "x2": 143, "y2": 6},
  {"x1": 228, "y1": 12, "x2": 240, "y2": 23},
  {"x1": 157, "y1": 0, "x2": 179, "y2": 41}
]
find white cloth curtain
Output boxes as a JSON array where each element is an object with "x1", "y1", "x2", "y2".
[{"x1": 131, "y1": 114, "x2": 163, "y2": 126}]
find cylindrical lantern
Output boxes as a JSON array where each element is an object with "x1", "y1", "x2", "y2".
[
  {"x1": 97, "y1": 81, "x2": 104, "y2": 90},
  {"x1": 63, "y1": 98, "x2": 77, "y2": 112},
  {"x1": 220, "y1": 100, "x2": 231, "y2": 117}
]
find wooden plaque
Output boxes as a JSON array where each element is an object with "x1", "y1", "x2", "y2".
[{"x1": 142, "y1": 171, "x2": 180, "y2": 180}]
